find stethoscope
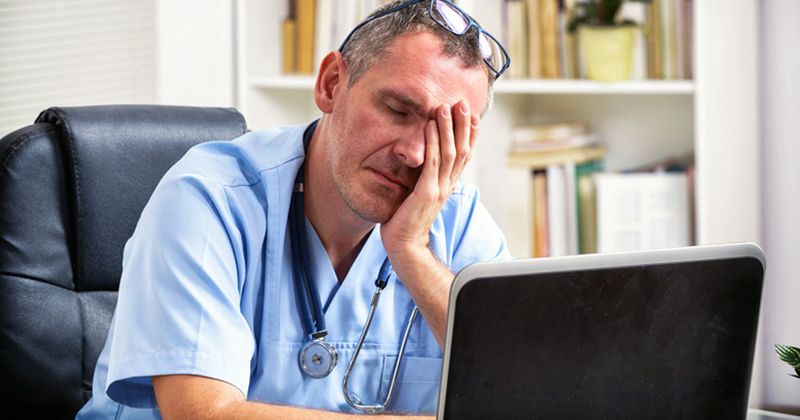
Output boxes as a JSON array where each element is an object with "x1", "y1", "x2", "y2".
[{"x1": 290, "y1": 122, "x2": 419, "y2": 413}]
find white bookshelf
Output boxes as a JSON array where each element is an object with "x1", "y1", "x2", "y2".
[
  {"x1": 490, "y1": 80, "x2": 694, "y2": 95},
  {"x1": 251, "y1": 76, "x2": 694, "y2": 95},
  {"x1": 234, "y1": 0, "x2": 759, "y2": 259}
]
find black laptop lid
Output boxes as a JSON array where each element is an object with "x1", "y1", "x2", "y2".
[{"x1": 438, "y1": 243, "x2": 765, "y2": 420}]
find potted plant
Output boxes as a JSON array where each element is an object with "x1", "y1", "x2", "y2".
[
  {"x1": 568, "y1": 0, "x2": 650, "y2": 81},
  {"x1": 776, "y1": 344, "x2": 800, "y2": 378}
]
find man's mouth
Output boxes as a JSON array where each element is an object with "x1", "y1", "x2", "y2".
[{"x1": 370, "y1": 169, "x2": 411, "y2": 191}]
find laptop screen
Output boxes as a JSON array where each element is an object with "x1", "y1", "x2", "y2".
[{"x1": 438, "y1": 244, "x2": 764, "y2": 419}]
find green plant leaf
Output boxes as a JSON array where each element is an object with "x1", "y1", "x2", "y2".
[{"x1": 775, "y1": 344, "x2": 800, "y2": 368}]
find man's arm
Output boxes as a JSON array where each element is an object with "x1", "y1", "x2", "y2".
[
  {"x1": 381, "y1": 100, "x2": 479, "y2": 347},
  {"x1": 153, "y1": 374, "x2": 432, "y2": 420},
  {"x1": 383, "y1": 245, "x2": 453, "y2": 348}
]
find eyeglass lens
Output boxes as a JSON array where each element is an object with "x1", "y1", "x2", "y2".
[
  {"x1": 429, "y1": 0, "x2": 504, "y2": 74},
  {"x1": 479, "y1": 33, "x2": 504, "y2": 70},
  {"x1": 431, "y1": 0, "x2": 469, "y2": 34}
]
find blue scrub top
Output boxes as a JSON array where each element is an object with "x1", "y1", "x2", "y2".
[{"x1": 76, "y1": 122, "x2": 510, "y2": 419}]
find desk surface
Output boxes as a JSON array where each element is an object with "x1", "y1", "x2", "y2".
[{"x1": 749, "y1": 409, "x2": 800, "y2": 420}]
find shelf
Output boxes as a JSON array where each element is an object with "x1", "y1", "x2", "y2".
[
  {"x1": 250, "y1": 76, "x2": 694, "y2": 95},
  {"x1": 493, "y1": 79, "x2": 695, "y2": 95},
  {"x1": 251, "y1": 76, "x2": 316, "y2": 90}
]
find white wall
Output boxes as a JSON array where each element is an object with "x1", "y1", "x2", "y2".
[
  {"x1": 156, "y1": 0, "x2": 235, "y2": 107},
  {"x1": 757, "y1": 0, "x2": 800, "y2": 413}
]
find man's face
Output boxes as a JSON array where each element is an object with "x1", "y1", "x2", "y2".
[{"x1": 326, "y1": 31, "x2": 489, "y2": 223}]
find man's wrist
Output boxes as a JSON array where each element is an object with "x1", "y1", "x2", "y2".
[{"x1": 386, "y1": 242, "x2": 437, "y2": 272}]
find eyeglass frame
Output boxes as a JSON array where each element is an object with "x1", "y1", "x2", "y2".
[{"x1": 337, "y1": 0, "x2": 511, "y2": 79}]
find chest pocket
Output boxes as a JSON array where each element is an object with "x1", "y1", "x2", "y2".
[{"x1": 380, "y1": 355, "x2": 443, "y2": 415}]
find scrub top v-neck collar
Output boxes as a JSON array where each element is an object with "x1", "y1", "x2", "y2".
[
  {"x1": 295, "y1": 120, "x2": 395, "y2": 344},
  {"x1": 301, "y1": 214, "x2": 392, "y2": 343}
]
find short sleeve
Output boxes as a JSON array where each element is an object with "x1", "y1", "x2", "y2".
[
  {"x1": 436, "y1": 183, "x2": 513, "y2": 273},
  {"x1": 105, "y1": 174, "x2": 256, "y2": 408}
]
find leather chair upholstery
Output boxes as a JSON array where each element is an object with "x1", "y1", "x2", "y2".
[{"x1": 0, "y1": 105, "x2": 248, "y2": 417}]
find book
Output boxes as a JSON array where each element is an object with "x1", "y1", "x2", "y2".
[
  {"x1": 512, "y1": 134, "x2": 598, "y2": 152},
  {"x1": 664, "y1": 0, "x2": 679, "y2": 79},
  {"x1": 506, "y1": 0, "x2": 529, "y2": 79},
  {"x1": 686, "y1": 163, "x2": 695, "y2": 244},
  {"x1": 594, "y1": 172, "x2": 690, "y2": 252},
  {"x1": 510, "y1": 120, "x2": 597, "y2": 152},
  {"x1": 671, "y1": 0, "x2": 684, "y2": 79},
  {"x1": 539, "y1": 0, "x2": 560, "y2": 78},
  {"x1": 296, "y1": 0, "x2": 316, "y2": 74},
  {"x1": 282, "y1": 19, "x2": 297, "y2": 74},
  {"x1": 512, "y1": 120, "x2": 588, "y2": 142},
  {"x1": 575, "y1": 159, "x2": 602, "y2": 254},
  {"x1": 525, "y1": 0, "x2": 541, "y2": 78},
  {"x1": 563, "y1": 160, "x2": 579, "y2": 255},
  {"x1": 532, "y1": 169, "x2": 549, "y2": 257},
  {"x1": 509, "y1": 146, "x2": 606, "y2": 169},
  {"x1": 546, "y1": 164, "x2": 568, "y2": 256},
  {"x1": 561, "y1": 0, "x2": 580, "y2": 79},
  {"x1": 681, "y1": 0, "x2": 693, "y2": 79},
  {"x1": 646, "y1": 0, "x2": 663, "y2": 79}
]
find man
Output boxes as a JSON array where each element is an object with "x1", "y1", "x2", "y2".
[{"x1": 77, "y1": 1, "x2": 511, "y2": 418}]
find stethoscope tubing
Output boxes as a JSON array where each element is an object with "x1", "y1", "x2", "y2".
[
  {"x1": 292, "y1": 122, "x2": 419, "y2": 413},
  {"x1": 291, "y1": 185, "x2": 327, "y2": 337},
  {"x1": 342, "y1": 282, "x2": 419, "y2": 414}
]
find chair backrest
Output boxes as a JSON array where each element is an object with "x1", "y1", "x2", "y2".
[{"x1": 0, "y1": 105, "x2": 248, "y2": 417}]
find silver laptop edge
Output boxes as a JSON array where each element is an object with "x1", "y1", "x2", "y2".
[{"x1": 436, "y1": 242, "x2": 765, "y2": 419}]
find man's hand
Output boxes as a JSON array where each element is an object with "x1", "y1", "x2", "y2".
[
  {"x1": 380, "y1": 99, "x2": 480, "y2": 347},
  {"x1": 381, "y1": 99, "x2": 479, "y2": 256}
]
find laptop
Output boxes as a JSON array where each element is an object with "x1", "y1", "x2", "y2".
[{"x1": 436, "y1": 243, "x2": 765, "y2": 419}]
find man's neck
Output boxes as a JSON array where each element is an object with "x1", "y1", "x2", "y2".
[{"x1": 303, "y1": 119, "x2": 374, "y2": 281}]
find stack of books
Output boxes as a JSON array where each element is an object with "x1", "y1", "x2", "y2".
[{"x1": 508, "y1": 121, "x2": 606, "y2": 257}]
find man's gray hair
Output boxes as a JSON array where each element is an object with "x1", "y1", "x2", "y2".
[{"x1": 340, "y1": 0, "x2": 495, "y2": 108}]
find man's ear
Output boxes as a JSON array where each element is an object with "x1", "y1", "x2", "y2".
[{"x1": 314, "y1": 51, "x2": 347, "y2": 113}]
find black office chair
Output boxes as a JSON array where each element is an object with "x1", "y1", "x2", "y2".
[{"x1": 0, "y1": 105, "x2": 248, "y2": 417}]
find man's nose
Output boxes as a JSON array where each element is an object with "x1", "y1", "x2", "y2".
[{"x1": 391, "y1": 128, "x2": 426, "y2": 168}]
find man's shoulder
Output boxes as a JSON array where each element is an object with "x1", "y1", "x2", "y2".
[
  {"x1": 446, "y1": 182, "x2": 480, "y2": 205},
  {"x1": 436, "y1": 182, "x2": 484, "y2": 226},
  {"x1": 167, "y1": 123, "x2": 309, "y2": 188},
  {"x1": 439, "y1": 181, "x2": 497, "y2": 229}
]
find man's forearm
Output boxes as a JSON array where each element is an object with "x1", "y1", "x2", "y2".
[
  {"x1": 209, "y1": 400, "x2": 432, "y2": 420},
  {"x1": 387, "y1": 247, "x2": 453, "y2": 348},
  {"x1": 154, "y1": 374, "x2": 433, "y2": 420}
]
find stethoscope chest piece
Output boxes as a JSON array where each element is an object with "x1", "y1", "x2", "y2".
[{"x1": 299, "y1": 338, "x2": 338, "y2": 378}]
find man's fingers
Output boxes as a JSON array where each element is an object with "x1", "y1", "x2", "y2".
[
  {"x1": 468, "y1": 114, "x2": 480, "y2": 163},
  {"x1": 418, "y1": 119, "x2": 440, "y2": 201},
  {"x1": 450, "y1": 100, "x2": 472, "y2": 186},
  {"x1": 436, "y1": 104, "x2": 456, "y2": 189}
]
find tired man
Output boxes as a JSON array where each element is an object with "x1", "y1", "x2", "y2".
[{"x1": 78, "y1": 1, "x2": 511, "y2": 418}]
